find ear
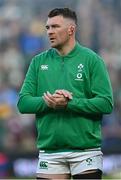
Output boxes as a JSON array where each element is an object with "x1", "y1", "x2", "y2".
[{"x1": 68, "y1": 25, "x2": 75, "y2": 35}]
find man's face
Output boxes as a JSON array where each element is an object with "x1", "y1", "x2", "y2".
[{"x1": 46, "y1": 15, "x2": 73, "y2": 48}]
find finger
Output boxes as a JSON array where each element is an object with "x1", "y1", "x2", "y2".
[
  {"x1": 67, "y1": 93, "x2": 73, "y2": 100},
  {"x1": 55, "y1": 89, "x2": 73, "y2": 100},
  {"x1": 61, "y1": 90, "x2": 73, "y2": 99},
  {"x1": 53, "y1": 93, "x2": 64, "y2": 98},
  {"x1": 64, "y1": 90, "x2": 73, "y2": 99},
  {"x1": 55, "y1": 90, "x2": 63, "y2": 95},
  {"x1": 47, "y1": 91, "x2": 52, "y2": 97},
  {"x1": 44, "y1": 93, "x2": 55, "y2": 103},
  {"x1": 43, "y1": 93, "x2": 56, "y2": 108},
  {"x1": 55, "y1": 89, "x2": 72, "y2": 97},
  {"x1": 47, "y1": 91, "x2": 56, "y2": 101},
  {"x1": 42, "y1": 95, "x2": 51, "y2": 106}
]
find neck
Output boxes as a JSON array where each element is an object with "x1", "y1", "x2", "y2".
[{"x1": 56, "y1": 39, "x2": 76, "y2": 56}]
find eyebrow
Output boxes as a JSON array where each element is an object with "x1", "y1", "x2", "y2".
[{"x1": 45, "y1": 24, "x2": 61, "y2": 29}]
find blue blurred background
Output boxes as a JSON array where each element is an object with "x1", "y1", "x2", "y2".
[{"x1": 0, "y1": 0, "x2": 121, "y2": 178}]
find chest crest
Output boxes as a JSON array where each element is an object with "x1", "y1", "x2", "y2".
[{"x1": 75, "y1": 63, "x2": 84, "y2": 81}]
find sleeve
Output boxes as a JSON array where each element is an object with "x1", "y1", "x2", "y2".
[
  {"x1": 17, "y1": 57, "x2": 48, "y2": 114},
  {"x1": 67, "y1": 55, "x2": 113, "y2": 115}
]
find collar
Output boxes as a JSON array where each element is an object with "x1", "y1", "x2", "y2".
[{"x1": 52, "y1": 42, "x2": 82, "y2": 58}]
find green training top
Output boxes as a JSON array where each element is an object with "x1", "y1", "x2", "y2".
[{"x1": 17, "y1": 42, "x2": 113, "y2": 152}]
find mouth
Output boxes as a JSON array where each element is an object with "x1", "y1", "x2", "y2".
[{"x1": 49, "y1": 37, "x2": 56, "y2": 42}]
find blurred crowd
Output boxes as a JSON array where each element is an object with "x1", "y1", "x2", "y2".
[{"x1": 0, "y1": 0, "x2": 121, "y2": 154}]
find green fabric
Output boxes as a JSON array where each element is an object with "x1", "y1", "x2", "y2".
[{"x1": 17, "y1": 42, "x2": 113, "y2": 152}]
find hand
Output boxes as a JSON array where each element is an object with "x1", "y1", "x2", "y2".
[
  {"x1": 43, "y1": 91, "x2": 68, "y2": 109},
  {"x1": 54, "y1": 89, "x2": 73, "y2": 100},
  {"x1": 43, "y1": 91, "x2": 56, "y2": 108}
]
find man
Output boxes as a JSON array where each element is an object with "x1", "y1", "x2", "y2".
[{"x1": 17, "y1": 8, "x2": 113, "y2": 179}]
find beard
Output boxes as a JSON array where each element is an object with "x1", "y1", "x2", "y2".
[{"x1": 50, "y1": 40, "x2": 67, "y2": 50}]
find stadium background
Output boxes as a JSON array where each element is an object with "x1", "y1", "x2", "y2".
[{"x1": 0, "y1": 0, "x2": 121, "y2": 179}]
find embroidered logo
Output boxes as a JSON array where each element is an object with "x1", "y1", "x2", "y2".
[
  {"x1": 78, "y1": 63, "x2": 84, "y2": 72},
  {"x1": 39, "y1": 161, "x2": 48, "y2": 169},
  {"x1": 75, "y1": 63, "x2": 84, "y2": 81},
  {"x1": 40, "y1": 65, "x2": 48, "y2": 70},
  {"x1": 86, "y1": 158, "x2": 93, "y2": 165}
]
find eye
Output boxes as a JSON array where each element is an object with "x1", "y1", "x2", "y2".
[
  {"x1": 52, "y1": 24, "x2": 60, "y2": 28},
  {"x1": 45, "y1": 25, "x2": 49, "y2": 30}
]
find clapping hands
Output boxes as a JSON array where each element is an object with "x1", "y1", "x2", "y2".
[{"x1": 43, "y1": 89, "x2": 73, "y2": 109}]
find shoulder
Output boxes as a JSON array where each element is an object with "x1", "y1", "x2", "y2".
[
  {"x1": 28, "y1": 49, "x2": 53, "y2": 69},
  {"x1": 79, "y1": 45, "x2": 99, "y2": 58},
  {"x1": 81, "y1": 45, "x2": 104, "y2": 64},
  {"x1": 33, "y1": 48, "x2": 54, "y2": 62}
]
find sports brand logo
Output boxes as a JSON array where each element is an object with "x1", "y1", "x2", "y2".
[
  {"x1": 75, "y1": 63, "x2": 84, "y2": 81},
  {"x1": 39, "y1": 161, "x2": 48, "y2": 169},
  {"x1": 40, "y1": 65, "x2": 48, "y2": 70},
  {"x1": 86, "y1": 158, "x2": 93, "y2": 165}
]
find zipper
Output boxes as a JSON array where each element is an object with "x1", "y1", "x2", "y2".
[
  {"x1": 55, "y1": 57, "x2": 66, "y2": 148},
  {"x1": 59, "y1": 57, "x2": 65, "y2": 88},
  {"x1": 61, "y1": 57, "x2": 64, "y2": 71},
  {"x1": 57, "y1": 57, "x2": 66, "y2": 89}
]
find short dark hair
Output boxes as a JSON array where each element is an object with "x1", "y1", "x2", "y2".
[{"x1": 48, "y1": 8, "x2": 77, "y2": 25}]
